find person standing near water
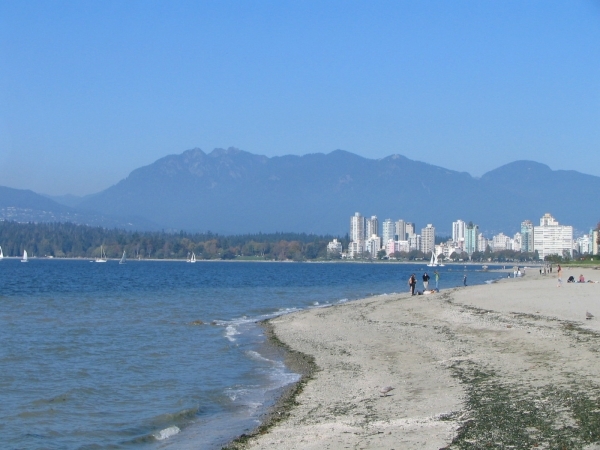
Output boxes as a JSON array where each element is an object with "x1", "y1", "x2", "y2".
[
  {"x1": 557, "y1": 264, "x2": 562, "y2": 287},
  {"x1": 434, "y1": 271, "x2": 439, "y2": 290},
  {"x1": 463, "y1": 274, "x2": 467, "y2": 286},
  {"x1": 422, "y1": 272, "x2": 430, "y2": 290},
  {"x1": 408, "y1": 274, "x2": 417, "y2": 295}
]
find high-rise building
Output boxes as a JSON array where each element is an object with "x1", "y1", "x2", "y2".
[
  {"x1": 452, "y1": 220, "x2": 466, "y2": 244},
  {"x1": 420, "y1": 224, "x2": 435, "y2": 254},
  {"x1": 477, "y1": 233, "x2": 488, "y2": 253},
  {"x1": 395, "y1": 220, "x2": 406, "y2": 241},
  {"x1": 593, "y1": 229, "x2": 599, "y2": 255},
  {"x1": 365, "y1": 216, "x2": 379, "y2": 239},
  {"x1": 520, "y1": 220, "x2": 534, "y2": 253},
  {"x1": 382, "y1": 219, "x2": 395, "y2": 246},
  {"x1": 533, "y1": 213, "x2": 573, "y2": 260},
  {"x1": 350, "y1": 212, "x2": 365, "y2": 244},
  {"x1": 464, "y1": 222, "x2": 479, "y2": 255},
  {"x1": 405, "y1": 222, "x2": 416, "y2": 239}
]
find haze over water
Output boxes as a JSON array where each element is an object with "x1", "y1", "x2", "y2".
[{"x1": 0, "y1": 259, "x2": 505, "y2": 449}]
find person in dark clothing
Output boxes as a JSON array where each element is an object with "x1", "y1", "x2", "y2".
[
  {"x1": 422, "y1": 272, "x2": 430, "y2": 290},
  {"x1": 408, "y1": 274, "x2": 417, "y2": 295},
  {"x1": 463, "y1": 274, "x2": 467, "y2": 286}
]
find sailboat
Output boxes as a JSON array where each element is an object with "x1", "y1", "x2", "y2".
[
  {"x1": 119, "y1": 251, "x2": 126, "y2": 264},
  {"x1": 187, "y1": 252, "x2": 197, "y2": 263},
  {"x1": 427, "y1": 250, "x2": 438, "y2": 267},
  {"x1": 95, "y1": 245, "x2": 107, "y2": 263},
  {"x1": 0, "y1": 246, "x2": 3, "y2": 260},
  {"x1": 21, "y1": 249, "x2": 28, "y2": 263}
]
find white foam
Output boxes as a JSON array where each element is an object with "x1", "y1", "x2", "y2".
[
  {"x1": 246, "y1": 350, "x2": 275, "y2": 364},
  {"x1": 225, "y1": 325, "x2": 240, "y2": 342},
  {"x1": 153, "y1": 426, "x2": 180, "y2": 440}
]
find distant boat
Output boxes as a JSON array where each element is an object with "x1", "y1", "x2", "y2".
[
  {"x1": 119, "y1": 251, "x2": 126, "y2": 265},
  {"x1": 0, "y1": 246, "x2": 3, "y2": 260},
  {"x1": 21, "y1": 250, "x2": 28, "y2": 263},
  {"x1": 95, "y1": 245, "x2": 107, "y2": 263},
  {"x1": 427, "y1": 250, "x2": 438, "y2": 267},
  {"x1": 187, "y1": 252, "x2": 197, "y2": 263},
  {"x1": 482, "y1": 265, "x2": 489, "y2": 271}
]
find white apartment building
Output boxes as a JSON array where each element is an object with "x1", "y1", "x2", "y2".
[
  {"x1": 452, "y1": 220, "x2": 466, "y2": 243},
  {"x1": 593, "y1": 230, "x2": 599, "y2": 255},
  {"x1": 512, "y1": 232, "x2": 522, "y2": 252},
  {"x1": 365, "y1": 216, "x2": 379, "y2": 238},
  {"x1": 420, "y1": 224, "x2": 435, "y2": 254},
  {"x1": 576, "y1": 234, "x2": 592, "y2": 255},
  {"x1": 382, "y1": 219, "x2": 395, "y2": 246},
  {"x1": 409, "y1": 234, "x2": 421, "y2": 251},
  {"x1": 327, "y1": 239, "x2": 343, "y2": 254},
  {"x1": 350, "y1": 212, "x2": 365, "y2": 244},
  {"x1": 348, "y1": 241, "x2": 364, "y2": 259},
  {"x1": 365, "y1": 234, "x2": 381, "y2": 257},
  {"x1": 533, "y1": 213, "x2": 573, "y2": 260},
  {"x1": 477, "y1": 233, "x2": 488, "y2": 253},
  {"x1": 492, "y1": 233, "x2": 511, "y2": 251},
  {"x1": 405, "y1": 222, "x2": 416, "y2": 239}
]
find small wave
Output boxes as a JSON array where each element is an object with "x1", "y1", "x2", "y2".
[
  {"x1": 153, "y1": 426, "x2": 180, "y2": 441},
  {"x1": 225, "y1": 325, "x2": 240, "y2": 342},
  {"x1": 245, "y1": 350, "x2": 275, "y2": 364},
  {"x1": 337, "y1": 298, "x2": 349, "y2": 303}
]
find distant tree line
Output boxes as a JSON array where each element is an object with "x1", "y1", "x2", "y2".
[{"x1": 0, "y1": 221, "x2": 348, "y2": 261}]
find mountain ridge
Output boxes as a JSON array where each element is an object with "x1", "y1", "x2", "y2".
[{"x1": 3, "y1": 149, "x2": 598, "y2": 236}]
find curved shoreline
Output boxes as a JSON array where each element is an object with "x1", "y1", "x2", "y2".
[{"x1": 226, "y1": 268, "x2": 600, "y2": 449}]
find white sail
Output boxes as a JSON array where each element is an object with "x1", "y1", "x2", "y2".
[
  {"x1": 190, "y1": 252, "x2": 196, "y2": 263},
  {"x1": 0, "y1": 246, "x2": 3, "y2": 259},
  {"x1": 427, "y1": 250, "x2": 437, "y2": 267},
  {"x1": 95, "y1": 245, "x2": 107, "y2": 263},
  {"x1": 21, "y1": 249, "x2": 28, "y2": 262},
  {"x1": 119, "y1": 251, "x2": 126, "y2": 264}
]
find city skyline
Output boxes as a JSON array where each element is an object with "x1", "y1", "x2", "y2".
[{"x1": 343, "y1": 211, "x2": 592, "y2": 261}]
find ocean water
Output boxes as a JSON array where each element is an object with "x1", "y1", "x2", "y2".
[{"x1": 0, "y1": 259, "x2": 507, "y2": 449}]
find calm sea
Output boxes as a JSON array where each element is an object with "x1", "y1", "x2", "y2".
[{"x1": 0, "y1": 259, "x2": 506, "y2": 449}]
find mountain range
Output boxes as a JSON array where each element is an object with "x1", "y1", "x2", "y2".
[{"x1": 2, "y1": 148, "x2": 599, "y2": 236}]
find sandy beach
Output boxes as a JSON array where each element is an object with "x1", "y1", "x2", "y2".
[{"x1": 230, "y1": 266, "x2": 600, "y2": 449}]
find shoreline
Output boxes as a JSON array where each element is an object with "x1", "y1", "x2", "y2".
[{"x1": 227, "y1": 268, "x2": 600, "y2": 449}]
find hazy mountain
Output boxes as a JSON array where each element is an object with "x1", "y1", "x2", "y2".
[
  {"x1": 75, "y1": 148, "x2": 600, "y2": 235},
  {"x1": 0, "y1": 186, "x2": 158, "y2": 230}
]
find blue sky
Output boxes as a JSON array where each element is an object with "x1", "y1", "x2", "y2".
[{"x1": 1, "y1": 1, "x2": 599, "y2": 195}]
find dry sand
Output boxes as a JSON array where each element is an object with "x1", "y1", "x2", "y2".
[{"x1": 231, "y1": 267, "x2": 600, "y2": 449}]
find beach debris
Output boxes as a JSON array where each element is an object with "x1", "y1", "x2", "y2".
[
  {"x1": 586, "y1": 311, "x2": 594, "y2": 320},
  {"x1": 379, "y1": 386, "x2": 394, "y2": 397}
]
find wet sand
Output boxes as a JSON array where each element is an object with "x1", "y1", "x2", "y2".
[{"x1": 231, "y1": 267, "x2": 600, "y2": 449}]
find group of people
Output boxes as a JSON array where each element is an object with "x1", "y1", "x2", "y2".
[{"x1": 408, "y1": 271, "x2": 441, "y2": 295}]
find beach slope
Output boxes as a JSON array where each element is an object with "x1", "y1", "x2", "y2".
[{"x1": 238, "y1": 268, "x2": 600, "y2": 449}]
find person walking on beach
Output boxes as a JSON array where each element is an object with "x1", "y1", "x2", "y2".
[
  {"x1": 434, "y1": 271, "x2": 439, "y2": 290},
  {"x1": 557, "y1": 264, "x2": 562, "y2": 287},
  {"x1": 463, "y1": 274, "x2": 467, "y2": 286},
  {"x1": 422, "y1": 272, "x2": 430, "y2": 290},
  {"x1": 408, "y1": 274, "x2": 417, "y2": 295}
]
